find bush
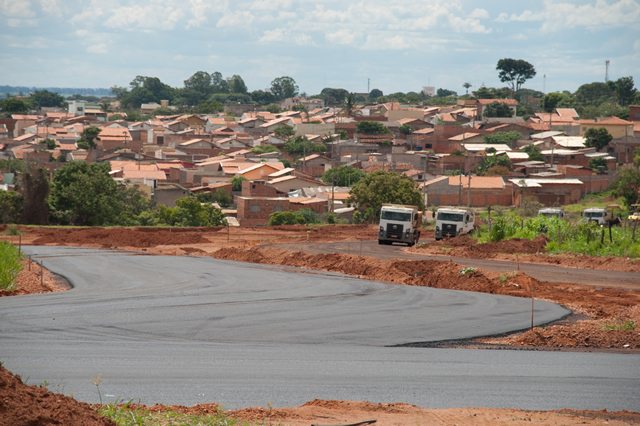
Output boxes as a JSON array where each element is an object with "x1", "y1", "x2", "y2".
[
  {"x1": 267, "y1": 211, "x2": 306, "y2": 226},
  {"x1": 0, "y1": 241, "x2": 24, "y2": 291}
]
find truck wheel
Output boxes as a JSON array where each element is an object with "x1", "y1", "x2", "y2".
[{"x1": 378, "y1": 240, "x2": 383, "y2": 245}]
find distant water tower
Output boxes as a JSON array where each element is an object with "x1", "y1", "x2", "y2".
[{"x1": 605, "y1": 60, "x2": 610, "y2": 82}]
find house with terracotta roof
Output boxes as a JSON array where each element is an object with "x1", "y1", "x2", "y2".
[
  {"x1": 236, "y1": 162, "x2": 285, "y2": 180},
  {"x1": 178, "y1": 138, "x2": 214, "y2": 149},
  {"x1": 579, "y1": 116, "x2": 634, "y2": 139},
  {"x1": 509, "y1": 178, "x2": 584, "y2": 206},
  {"x1": 476, "y1": 99, "x2": 519, "y2": 119},
  {"x1": 267, "y1": 174, "x2": 326, "y2": 193},
  {"x1": 421, "y1": 175, "x2": 512, "y2": 207},
  {"x1": 178, "y1": 115, "x2": 207, "y2": 129}
]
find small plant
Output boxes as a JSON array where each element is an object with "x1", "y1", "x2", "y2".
[
  {"x1": 499, "y1": 271, "x2": 517, "y2": 283},
  {"x1": 459, "y1": 267, "x2": 477, "y2": 275},
  {"x1": 6, "y1": 225, "x2": 22, "y2": 236},
  {"x1": 602, "y1": 319, "x2": 636, "y2": 331},
  {"x1": 91, "y1": 374, "x2": 103, "y2": 405}
]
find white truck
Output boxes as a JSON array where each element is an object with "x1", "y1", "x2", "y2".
[
  {"x1": 434, "y1": 208, "x2": 475, "y2": 240},
  {"x1": 378, "y1": 204, "x2": 422, "y2": 246},
  {"x1": 583, "y1": 207, "x2": 610, "y2": 225},
  {"x1": 538, "y1": 208, "x2": 565, "y2": 219}
]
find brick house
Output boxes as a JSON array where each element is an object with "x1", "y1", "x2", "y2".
[{"x1": 421, "y1": 176, "x2": 512, "y2": 207}]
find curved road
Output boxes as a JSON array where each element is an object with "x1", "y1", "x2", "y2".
[
  {"x1": 1, "y1": 246, "x2": 638, "y2": 412},
  {"x1": 274, "y1": 241, "x2": 640, "y2": 289}
]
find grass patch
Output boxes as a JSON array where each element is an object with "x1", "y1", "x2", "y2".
[
  {"x1": 602, "y1": 319, "x2": 636, "y2": 331},
  {"x1": 97, "y1": 399, "x2": 240, "y2": 426},
  {"x1": 0, "y1": 241, "x2": 24, "y2": 291},
  {"x1": 479, "y1": 215, "x2": 640, "y2": 258}
]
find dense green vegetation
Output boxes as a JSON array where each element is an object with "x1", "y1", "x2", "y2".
[{"x1": 0, "y1": 241, "x2": 23, "y2": 291}]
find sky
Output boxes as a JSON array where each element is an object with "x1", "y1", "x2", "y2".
[{"x1": 1, "y1": 0, "x2": 639, "y2": 97}]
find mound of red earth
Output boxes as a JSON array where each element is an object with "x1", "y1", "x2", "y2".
[
  {"x1": 31, "y1": 227, "x2": 215, "y2": 248},
  {"x1": 418, "y1": 234, "x2": 550, "y2": 258},
  {"x1": 509, "y1": 323, "x2": 640, "y2": 349},
  {"x1": 0, "y1": 364, "x2": 114, "y2": 426}
]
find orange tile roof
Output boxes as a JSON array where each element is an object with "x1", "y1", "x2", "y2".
[
  {"x1": 447, "y1": 176, "x2": 505, "y2": 189},
  {"x1": 121, "y1": 170, "x2": 167, "y2": 180},
  {"x1": 594, "y1": 116, "x2": 633, "y2": 125},
  {"x1": 111, "y1": 161, "x2": 159, "y2": 172}
]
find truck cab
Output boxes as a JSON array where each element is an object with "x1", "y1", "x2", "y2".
[
  {"x1": 378, "y1": 204, "x2": 422, "y2": 246},
  {"x1": 538, "y1": 208, "x2": 565, "y2": 219},
  {"x1": 583, "y1": 207, "x2": 610, "y2": 225},
  {"x1": 434, "y1": 208, "x2": 475, "y2": 240}
]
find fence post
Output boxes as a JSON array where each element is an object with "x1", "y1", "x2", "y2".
[
  {"x1": 530, "y1": 281, "x2": 535, "y2": 330},
  {"x1": 633, "y1": 220, "x2": 638, "y2": 243},
  {"x1": 600, "y1": 228, "x2": 605, "y2": 244},
  {"x1": 587, "y1": 228, "x2": 590, "y2": 244},
  {"x1": 40, "y1": 261, "x2": 44, "y2": 286},
  {"x1": 557, "y1": 224, "x2": 561, "y2": 246},
  {"x1": 609, "y1": 222, "x2": 613, "y2": 243}
]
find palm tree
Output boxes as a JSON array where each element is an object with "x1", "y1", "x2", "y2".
[
  {"x1": 462, "y1": 82, "x2": 472, "y2": 95},
  {"x1": 99, "y1": 101, "x2": 111, "y2": 122},
  {"x1": 339, "y1": 93, "x2": 361, "y2": 118}
]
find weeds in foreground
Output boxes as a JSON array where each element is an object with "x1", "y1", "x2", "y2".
[
  {"x1": 96, "y1": 398, "x2": 239, "y2": 426},
  {"x1": 0, "y1": 241, "x2": 24, "y2": 291},
  {"x1": 499, "y1": 271, "x2": 517, "y2": 283},
  {"x1": 92, "y1": 374, "x2": 103, "y2": 405},
  {"x1": 602, "y1": 319, "x2": 636, "y2": 331},
  {"x1": 459, "y1": 267, "x2": 477, "y2": 275}
]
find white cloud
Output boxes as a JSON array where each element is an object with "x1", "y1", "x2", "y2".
[
  {"x1": 9, "y1": 37, "x2": 48, "y2": 49},
  {"x1": 634, "y1": 40, "x2": 640, "y2": 51},
  {"x1": 216, "y1": 10, "x2": 254, "y2": 28},
  {"x1": 87, "y1": 43, "x2": 108, "y2": 54},
  {"x1": 39, "y1": 0, "x2": 63, "y2": 16},
  {"x1": 325, "y1": 29, "x2": 359, "y2": 46},
  {"x1": 259, "y1": 28, "x2": 286, "y2": 43},
  {"x1": 362, "y1": 34, "x2": 411, "y2": 50},
  {"x1": 2, "y1": 0, "x2": 35, "y2": 17},
  {"x1": 495, "y1": 0, "x2": 640, "y2": 32},
  {"x1": 294, "y1": 33, "x2": 313, "y2": 46},
  {"x1": 104, "y1": 4, "x2": 184, "y2": 30},
  {"x1": 7, "y1": 18, "x2": 36, "y2": 27},
  {"x1": 468, "y1": 8, "x2": 489, "y2": 20},
  {"x1": 76, "y1": 29, "x2": 88, "y2": 37}
]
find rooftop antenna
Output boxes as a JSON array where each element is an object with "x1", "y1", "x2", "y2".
[{"x1": 605, "y1": 60, "x2": 610, "y2": 82}]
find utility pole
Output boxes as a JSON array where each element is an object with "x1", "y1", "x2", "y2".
[
  {"x1": 422, "y1": 155, "x2": 428, "y2": 208},
  {"x1": 458, "y1": 172, "x2": 462, "y2": 207},
  {"x1": 467, "y1": 173, "x2": 471, "y2": 208}
]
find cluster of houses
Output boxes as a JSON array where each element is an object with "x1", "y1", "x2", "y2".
[{"x1": 1, "y1": 96, "x2": 640, "y2": 225}]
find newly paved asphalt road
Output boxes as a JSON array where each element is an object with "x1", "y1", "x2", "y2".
[{"x1": 2, "y1": 246, "x2": 639, "y2": 411}]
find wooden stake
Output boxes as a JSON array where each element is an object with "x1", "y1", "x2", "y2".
[
  {"x1": 28, "y1": 255, "x2": 31, "y2": 271},
  {"x1": 530, "y1": 282, "x2": 535, "y2": 329},
  {"x1": 632, "y1": 220, "x2": 638, "y2": 243},
  {"x1": 41, "y1": 261, "x2": 44, "y2": 286},
  {"x1": 18, "y1": 235, "x2": 21, "y2": 253},
  {"x1": 360, "y1": 241, "x2": 362, "y2": 256},
  {"x1": 516, "y1": 254, "x2": 520, "y2": 271}
]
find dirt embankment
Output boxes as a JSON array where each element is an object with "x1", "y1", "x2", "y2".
[
  {"x1": 413, "y1": 234, "x2": 640, "y2": 273},
  {"x1": 0, "y1": 258, "x2": 68, "y2": 297},
  {"x1": 0, "y1": 364, "x2": 115, "y2": 426},
  {"x1": 2, "y1": 362, "x2": 639, "y2": 426},
  {"x1": 212, "y1": 246, "x2": 640, "y2": 350}
]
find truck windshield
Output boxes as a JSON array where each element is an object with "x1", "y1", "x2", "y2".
[
  {"x1": 585, "y1": 212, "x2": 603, "y2": 218},
  {"x1": 381, "y1": 211, "x2": 412, "y2": 221},
  {"x1": 437, "y1": 212, "x2": 463, "y2": 222}
]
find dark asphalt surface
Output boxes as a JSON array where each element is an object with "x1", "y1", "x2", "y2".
[
  {"x1": 274, "y1": 241, "x2": 640, "y2": 289},
  {"x1": 2, "y1": 246, "x2": 639, "y2": 412}
]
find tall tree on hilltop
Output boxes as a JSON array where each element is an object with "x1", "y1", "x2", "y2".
[{"x1": 496, "y1": 58, "x2": 536, "y2": 93}]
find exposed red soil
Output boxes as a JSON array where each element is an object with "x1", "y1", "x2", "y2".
[
  {"x1": 0, "y1": 364, "x2": 115, "y2": 426},
  {"x1": 413, "y1": 234, "x2": 640, "y2": 273},
  {"x1": 0, "y1": 258, "x2": 68, "y2": 297}
]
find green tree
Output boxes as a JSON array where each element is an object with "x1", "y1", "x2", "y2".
[
  {"x1": 273, "y1": 124, "x2": 296, "y2": 140},
  {"x1": 227, "y1": 75, "x2": 248, "y2": 94},
  {"x1": 613, "y1": 76, "x2": 637, "y2": 107},
  {"x1": 211, "y1": 72, "x2": 229, "y2": 94},
  {"x1": 483, "y1": 101, "x2": 514, "y2": 118},
  {"x1": 541, "y1": 92, "x2": 566, "y2": 112},
  {"x1": 99, "y1": 101, "x2": 111, "y2": 121},
  {"x1": 0, "y1": 159, "x2": 26, "y2": 174},
  {"x1": 184, "y1": 71, "x2": 212, "y2": 95},
  {"x1": 213, "y1": 188, "x2": 232, "y2": 207},
  {"x1": 574, "y1": 82, "x2": 613, "y2": 107},
  {"x1": 49, "y1": 162, "x2": 120, "y2": 226},
  {"x1": 251, "y1": 145, "x2": 280, "y2": 154},
  {"x1": 398, "y1": 124, "x2": 413, "y2": 137},
  {"x1": 336, "y1": 129, "x2": 348, "y2": 140},
  {"x1": 473, "y1": 86, "x2": 494, "y2": 99},
  {"x1": 588, "y1": 157, "x2": 608, "y2": 172},
  {"x1": 283, "y1": 136, "x2": 325, "y2": 156},
  {"x1": 77, "y1": 126, "x2": 101, "y2": 150},
  {"x1": 522, "y1": 144, "x2": 544, "y2": 161},
  {"x1": 347, "y1": 171, "x2": 425, "y2": 221},
  {"x1": 356, "y1": 121, "x2": 392, "y2": 134},
  {"x1": 281, "y1": 158, "x2": 291, "y2": 168},
  {"x1": 584, "y1": 127, "x2": 612, "y2": 152},
  {"x1": 436, "y1": 88, "x2": 457, "y2": 97},
  {"x1": 194, "y1": 100, "x2": 223, "y2": 114},
  {"x1": 271, "y1": 76, "x2": 299, "y2": 100},
  {"x1": 634, "y1": 146, "x2": 640, "y2": 167},
  {"x1": 475, "y1": 154, "x2": 512, "y2": 176},
  {"x1": 462, "y1": 82, "x2": 472, "y2": 94},
  {"x1": 321, "y1": 165, "x2": 366, "y2": 186},
  {"x1": 31, "y1": 90, "x2": 66, "y2": 108},
  {"x1": 251, "y1": 90, "x2": 276, "y2": 105},
  {"x1": 40, "y1": 138, "x2": 56, "y2": 150},
  {"x1": 610, "y1": 169, "x2": 640, "y2": 209},
  {"x1": 496, "y1": 58, "x2": 536, "y2": 93},
  {"x1": 483, "y1": 131, "x2": 522, "y2": 145},
  {"x1": 0, "y1": 191, "x2": 23, "y2": 224},
  {"x1": 264, "y1": 103, "x2": 281, "y2": 113},
  {"x1": 369, "y1": 88, "x2": 383, "y2": 99},
  {"x1": 4, "y1": 99, "x2": 28, "y2": 113},
  {"x1": 230, "y1": 176, "x2": 249, "y2": 191},
  {"x1": 340, "y1": 93, "x2": 360, "y2": 118},
  {"x1": 267, "y1": 210, "x2": 306, "y2": 226},
  {"x1": 171, "y1": 197, "x2": 226, "y2": 226}
]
